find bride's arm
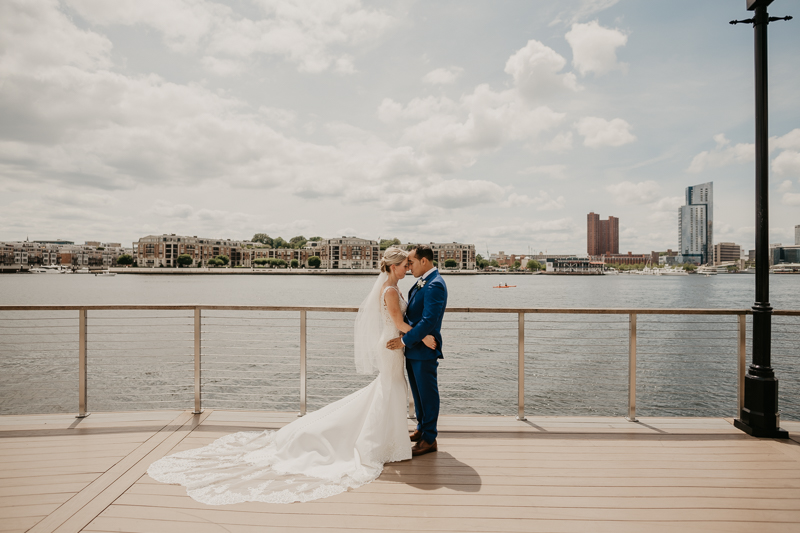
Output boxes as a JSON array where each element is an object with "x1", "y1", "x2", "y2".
[{"x1": 384, "y1": 289, "x2": 412, "y2": 334}]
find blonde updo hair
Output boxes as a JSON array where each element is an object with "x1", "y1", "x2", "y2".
[{"x1": 380, "y1": 246, "x2": 408, "y2": 273}]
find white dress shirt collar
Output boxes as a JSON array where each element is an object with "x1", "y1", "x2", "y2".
[{"x1": 420, "y1": 267, "x2": 437, "y2": 281}]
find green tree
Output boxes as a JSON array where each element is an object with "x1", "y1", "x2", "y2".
[
  {"x1": 490, "y1": 259, "x2": 500, "y2": 268},
  {"x1": 116, "y1": 254, "x2": 134, "y2": 266},
  {"x1": 308, "y1": 256, "x2": 321, "y2": 268},
  {"x1": 214, "y1": 255, "x2": 230, "y2": 266},
  {"x1": 290, "y1": 259, "x2": 299, "y2": 268},
  {"x1": 684, "y1": 262, "x2": 697, "y2": 272},
  {"x1": 177, "y1": 254, "x2": 193, "y2": 267},
  {"x1": 251, "y1": 233, "x2": 273, "y2": 247},
  {"x1": 444, "y1": 258, "x2": 457, "y2": 269},
  {"x1": 512, "y1": 260, "x2": 521, "y2": 270},
  {"x1": 526, "y1": 259, "x2": 541, "y2": 271},
  {"x1": 273, "y1": 237, "x2": 289, "y2": 249},
  {"x1": 475, "y1": 254, "x2": 488, "y2": 270},
  {"x1": 253, "y1": 258, "x2": 267, "y2": 266},
  {"x1": 289, "y1": 236, "x2": 307, "y2": 249},
  {"x1": 433, "y1": 260, "x2": 438, "y2": 267},
  {"x1": 309, "y1": 236, "x2": 323, "y2": 241},
  {"x1": 276, "y1": 259, "x2": 288, "y2": 268},
  {"x1": 207, "y1": 258, "x2": 220, "y2": 267},
  {"x1": 380, "y1": 238, "x2": 401, "y2": 250}
]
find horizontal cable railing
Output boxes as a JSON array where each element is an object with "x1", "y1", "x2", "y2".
[{"x1": 0, "y1": 305, "x2": 798, "y2": 421}]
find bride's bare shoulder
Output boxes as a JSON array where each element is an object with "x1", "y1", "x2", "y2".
[{"x1": 381, "y1": 284, "x2": 401, "y2": 305}]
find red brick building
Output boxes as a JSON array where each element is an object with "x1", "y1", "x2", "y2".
[{"x1": 587, "y1": 212, "x2": 619, "y2": 256}]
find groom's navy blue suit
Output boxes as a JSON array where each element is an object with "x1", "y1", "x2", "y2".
[{"x1": 403, "y1": 268, "x2": 447, "y2": 445}]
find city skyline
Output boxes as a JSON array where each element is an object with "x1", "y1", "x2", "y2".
[{"x1": 1, "y1": 1, "x2": 799, "y2": 253}]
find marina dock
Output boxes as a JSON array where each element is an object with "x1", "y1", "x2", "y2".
[{"x1": 2, "y1": 410, "x2": 799, "y2": 533}]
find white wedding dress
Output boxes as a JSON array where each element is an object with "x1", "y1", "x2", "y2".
[{"x1": 147, "y1": 284, "x2": 411, "y2": 505}]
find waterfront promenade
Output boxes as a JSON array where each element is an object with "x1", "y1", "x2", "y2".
[{"x1": 2, "y1": 410, "x2": 799, "y2": 533}]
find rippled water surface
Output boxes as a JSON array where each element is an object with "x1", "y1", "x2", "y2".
[{"x1": 1, "y1": 272, "x2": 798, "y2": 420}]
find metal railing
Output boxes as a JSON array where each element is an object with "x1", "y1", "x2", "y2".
[{"x1": 0, "y1": 305, "x2": 798, "y2": 420}]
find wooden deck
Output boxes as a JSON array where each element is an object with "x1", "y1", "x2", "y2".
[{"x1": 1, "y1": 411, "x2": 799, "y2": 533}]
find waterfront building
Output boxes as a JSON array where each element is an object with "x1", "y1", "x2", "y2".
[
  {"x1": 318, "y1": 237, "x2": 379, "y2": 269},
  {"x1": 679, "y1": 181, "x2": 713, "y2": 264},
  {"x1": 136, "y1": 235, "x2": 246, "y2": 268},
  {"x1": 490, "y1": 252, "x2": 534, "y2": 269},
  {"x1": 587, "y1": 212, "x2": 619, "y2": 256},
  {"x1": 590, "y1": 252, "x2": 650, "y2": 266},
  {"x1": 408, "y1": 242, "x2": 476, "y2": 270},
  {"x1": 772, "y1": 245, "x2": 800, "y2": 266},
  {"x1": 796, "y1": 225, "x2": 800, "y2": 245},
  {"x1": 0, "y1": 240, "x2": 131, "y2": 269},
  {"x1": 713, "y1": 242, "x2": 741, "y2": 266}
]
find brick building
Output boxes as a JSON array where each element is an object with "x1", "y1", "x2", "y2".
[
  {"x1": 319, "y1": 237, "x2": 379, "y2": 269},
  {"x1": 587, "y1": 212, "x2": 619, "y2": 256}
]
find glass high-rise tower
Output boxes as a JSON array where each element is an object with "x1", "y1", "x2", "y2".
[{"x1": 679, "y1": 182, "x2": 713, "y2": 265}]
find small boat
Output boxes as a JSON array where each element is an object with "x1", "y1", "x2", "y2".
[
  {"x1": 94, "y1": 270, "x2": 117, "y2": 277},
  {"x1": 493, "y1": 284, "x2": 516, "y2": 288}
]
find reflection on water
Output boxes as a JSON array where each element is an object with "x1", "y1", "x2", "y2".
[{"x1": 1, "y1": 273, "x2": 798, "y2": 420}]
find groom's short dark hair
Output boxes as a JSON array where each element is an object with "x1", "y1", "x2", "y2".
[{"x1": 413, "y1": 245, "x2": 434, "y2": 263}]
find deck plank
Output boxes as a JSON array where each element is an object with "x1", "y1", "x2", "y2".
[{"x1": 0, "y1": 410, "x2": 797, "y2": 533}]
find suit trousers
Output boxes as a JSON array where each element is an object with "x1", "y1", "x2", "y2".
[{"x1": 406, "y1": 357, "x2": 439, "y2": 444}]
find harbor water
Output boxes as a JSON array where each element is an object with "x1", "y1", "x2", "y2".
[{"x1": 1, "y1": 273, "x2": 798, "y2": 420}]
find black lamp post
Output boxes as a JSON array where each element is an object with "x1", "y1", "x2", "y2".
[{"x1": 731, "y1": 0, "x2": 791, "y2": 439}]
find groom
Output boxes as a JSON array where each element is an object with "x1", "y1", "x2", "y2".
[{"x1": 386, "y1": 245, "x2": 447, "y2": 457}]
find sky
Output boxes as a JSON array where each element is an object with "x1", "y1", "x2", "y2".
[{"x1": 1, "y1": 0, "x2": 798, "y2": 255}]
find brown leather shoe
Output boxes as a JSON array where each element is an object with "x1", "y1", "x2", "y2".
[
  {"x1": 412, "y1": 439, "x2": 437, "y2": 456},
  {"x1": 409, "y1": 430, "x2": 422, "y2": 442}
]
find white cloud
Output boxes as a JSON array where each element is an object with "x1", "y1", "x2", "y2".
[
  {"x1": 504, "y1": 40, "x2": 579, "y2": 101},
  {"x1": 506, "y1": 191, "x2": 565, "y2": 210},
  {"x1": 575, "y1": 117, "x2": 635, "y2": 148},
  {"x1": 771, "y1": 128, "x2": 800, "y2": 151},
  {"x1": 772, "y1": 150, "x2": 800, "y2": 177},
  {"x1": 688, "y1": 134, "x2": 753, "y2": 173},
  {"x1": 422, "y1": 66, "x2": 464, "y2": 85},
  {"x1": 518, "y1": 164, "x2": 567, "y2": 179},
  {"x1": 544, "y1": 132, "x2": 574, "y2": 153},
  {"x1": 66, "y1": 0, "x2": 397, "y2": 74},
  {"x1": 782, "y1": 192, "x2": 800, "y2": 206},
  {"x1": 606, "y1": 180, "x2": 661, "y2": 205},
  {"x1": 554, "y1": 0, "x2": 621, "y2": 25},
  {"x1": 565, "y1": 21, "x2": 628, "y2": 76},
  {"x1": 423, "y1": 179, "x2": 505, "y2": 209},
  {"x1": 778, "y1": 180, "x2": 793, "y2": 193},
  {"x1": 479, "y1": 217, "x2": 580, "y2": 242}
]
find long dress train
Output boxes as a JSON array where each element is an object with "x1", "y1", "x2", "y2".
[{"x1": 147, "y1": 286, "x2": 411, "y2": 505}]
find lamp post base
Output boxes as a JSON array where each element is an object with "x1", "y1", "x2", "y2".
[
  {"x1": 734, "y1": 373, "x2": 789, "y2": 439},
  {"x1": 733, "y1": 418, "x2": 788, "y2": 439}
]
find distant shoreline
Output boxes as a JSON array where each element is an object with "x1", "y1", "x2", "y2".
[{"x1": 103, "y1": 267, "x2": 538, "y2": 276}]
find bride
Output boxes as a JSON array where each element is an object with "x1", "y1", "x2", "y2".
[{"x1": 147, "y1": 246, "x2": 438, "y2": 504}]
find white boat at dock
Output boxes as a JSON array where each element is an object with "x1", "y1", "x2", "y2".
[
  {"x1": 697, "y1": 265, "x2": 718, "y2": 276},
  {"x1": 93, "y1": 270, "x2": 117, "y2": 277},
  {"x1": 29, "y1": 265, "x2": 69, "y2": 274}
]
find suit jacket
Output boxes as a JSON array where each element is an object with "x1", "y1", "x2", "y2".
[{"x1": 403, "y1": 269, "x2": 447, "y2": 360}]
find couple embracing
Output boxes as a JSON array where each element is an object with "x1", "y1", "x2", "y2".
[{"x1": 148, "y1": 245, "x2": 448, "y2": 505}]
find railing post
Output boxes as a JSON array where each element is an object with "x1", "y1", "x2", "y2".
[
  {"x1": 76, "y1": 308, "x2": 89, "y2": 418},
  {"x1": 517, "y1": 311, "x2": 526, "y2": 421},
  {"x1": 738, "y1": 313, "x2": 746, "y2": 417},
  {"x1": 626, "y1": 313, "x2": 637, "y2": 422},
  {"x1": 299, "y1": 310, "x2": 307, "y2": 416},
  {"x1": 193, "y1": 307, "x2": 203, "y2": 414}
]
